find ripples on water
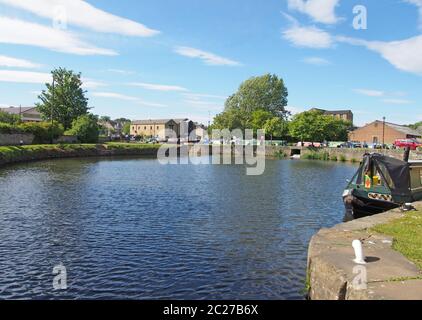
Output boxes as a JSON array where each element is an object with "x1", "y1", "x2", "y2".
[{"x1": 0, "y1": 157, "x2": 357, "y2": 300}]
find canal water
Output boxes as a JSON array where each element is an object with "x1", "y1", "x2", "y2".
[{"x1": 0, "y1": 157, "x2": 357, "y2": 299}]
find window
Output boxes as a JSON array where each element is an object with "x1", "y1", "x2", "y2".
[
  {"x1": 157, "y1": 126, "x2": 159, "y2": 130},
  {"x1": 150, "y1": 126, "x2": 153, "y2": 130},
  {"x1": 144, "y1": 126, "x2": 147, "y2": 130},
  {"x1": 376, "y1": 162, "x2": 395, "y2": 189}
]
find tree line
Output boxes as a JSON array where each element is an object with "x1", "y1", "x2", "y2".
[{"x1": 210, "y1": 74, "x2": 351, "y2": 143}]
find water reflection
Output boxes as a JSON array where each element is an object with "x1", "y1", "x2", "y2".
[{"x1": 0, "y1": 158, "x2": 357, "y2": 299}]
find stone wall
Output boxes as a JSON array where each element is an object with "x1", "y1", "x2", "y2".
[
  {"x1": 0, "y1": 133, "x2": 34, "y2": 146},
  {"x1": 0, "y1": 144, "x2": 162, "y2": 168},
  {"x1": 307, "y1": 205, "x2": 422, "y2": 300},
  {"x1": 265, "y1": 146, "x2": 421, "y2": 161}
]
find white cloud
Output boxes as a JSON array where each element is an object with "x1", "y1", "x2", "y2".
[
  {"x1": 92, "y1": 92, "x2": 137, "y2": 101},
  {"x1": 383, "y1": 98, "x2": 413, "y2": 104},
  {"x1": 0, "y1": 17, "x2": 117, "y2": 56},
  {"x1": 303, "y1": 56, "x2": 331, "y2": 65},
  {"x1": 0, "y1": 70, "x2": 51, "y2": 84},
  {"x1": 0, "y1": 69, "x2": 106, "y2": 90},
  {"x1": 337, "y1": 35, "x2": 422, "y2": 75},
  {"x1": 404, "y1": 0, "x2": 422, "y2": 30},
  {"x1": 0, "y1": 55, "x2": 41, "y2": 68},
  {"x1": 92, "y1": 91, "x2": 167, "y2": 108},
  {"x1": 283, "y1": 25, "x2": 333, "y2": 48},
  {"x1": 0, "y1": 0, "x2": 159, "y2": 37},
  {"x1": 282, "y1": 15, "x2": 333, "y2": 49},
  {"x1": 82, "y1": 79, "x2": 107, "y2": 89},
  {"x1": 129, "y1": 82, "x2": 188, "y2": 92},
  {"x1": 107, "y1": 69, "x2": 136, "y2": 75},
  {"x1": 353, "y1": 88, "x2": 385, "y2": 97},
  {"x1": 287, "y1": 0, "x2": 340, "y2": 24},
  {"x1": 174, "y1": 46, "x2": 241, "y2": 66}
]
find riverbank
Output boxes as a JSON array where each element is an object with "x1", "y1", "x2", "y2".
[
  {"x1": 0, "y1": 143, "x2": 162, "y2": 168},
  {"x1": 307, "y1": 202, "x2": 422, "y2": 300},
  {"x1": 266, "y1": 146, "x2": 421, "y2": 162}
]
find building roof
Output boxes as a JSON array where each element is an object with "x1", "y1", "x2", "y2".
[
  {"x1": 383, "y1": 121, "x2": 422, "y2": 137},
  {"x1": 132, "y1": 119, "x2": 177, "y2": 125},
  {"x1": 0, "y1": 106, "x2": 39, "y2": 115},
  {"x1": 310, "y1": 108, "x2": 353, "y2": 114}
]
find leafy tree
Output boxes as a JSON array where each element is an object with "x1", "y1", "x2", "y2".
[
  {"x1": 224, "y1": 74, "x2": 289, "y2": 117},
  {"x1": 0, "y1": 110, "x2": 21, "y2": 124},
  {"x1": 122, "y1": 122, "x2": 131, "y2": 135},
  {"x1": 211, "y1": 108, "x2": 250, "y2": 131},
  {"x1": 66, "y1": 114, "x2": 99, "y2": 143},
  {"x1": 264, "y1": 117, "x2": 289, "y2": 141},
  {"x1": 100, "y1": 116, "x2": 111, "y2": 123},
  {"x1": 289, "y1": 110, "x2": 350, "y2": 143},
  {"x1": 36, "y1": 68, "x2": 89, "y2": 130},
  {"x1": 250, "y1": 109, "x2": 273, "y2": 132}
]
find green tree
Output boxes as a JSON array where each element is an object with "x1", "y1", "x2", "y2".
[
  {"x1": 122, "y1": 122, "x2": 131, "y2": 135},
  {"x1": 250, "y1": 109, "x2": 273, "y2": 132},
  {"x1": 36, "y1": 68, "x2": 89, "y2": 130},
  {"x1": 264, "y1": 117, "x2": 289, "y2": 141},
  {"x1": 211, "y1": 108, "x2": 250, "y2": 131},
  {"x1": 0, "y1": 110, "x2": 21, "y2": 124},
  {"x1": 224, "y1": 74, "x2": 288, "y2": 117},
  {"x1": 100, "y1": 116, "x2": 111, "y2": 123},
  {"x1": 289, "y1": 110, "x2": 350, "y2": 143},
  {"x1": 66, "y1": 114, "x2": 99, "y2": 143}
]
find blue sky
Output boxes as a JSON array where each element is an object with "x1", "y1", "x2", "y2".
[{"x1": 0, "y1": 0, "x2": 422, "y2": 126}]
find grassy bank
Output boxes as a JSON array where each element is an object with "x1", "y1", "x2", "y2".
[
  {"x1": 371, "y1": 204, "x2": 422, "y2": 270},
  {"x1": 0, "y1": 143, "x2": 162, "y2": 165}
]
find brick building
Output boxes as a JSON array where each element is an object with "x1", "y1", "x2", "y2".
[
  {"x1": 310, "y1": 108, "x2": 354, "y2": 124},
  {"x1": 348, "y1": 120, "x2": 421, "y2": 144}
]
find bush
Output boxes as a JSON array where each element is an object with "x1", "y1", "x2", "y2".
[
  {"x1": 0, "y1": 121, "x2": 64, "y2": 143},
  {"x1": 66, "y1": 114, "x2": 99, "y2": 143},
  {"x1": 18, "y1": 122, "x2": 64, "y2": 143},
  {"x1": 330, "y1": 155, "x2": 338, "y2": 161},
  {"x1": 0, "y1": 110, "x2": 21, "y2": 124},
  {"x1": 0, "y1": 122, "x2": 17, "y2": 134},
  {"x1": 339, "y1": 154, "x2": 347, "y2": 162}
]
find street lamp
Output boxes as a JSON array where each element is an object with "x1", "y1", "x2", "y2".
[{"x1": 382, "y1": 116, "x2": 386, "y2": 149}]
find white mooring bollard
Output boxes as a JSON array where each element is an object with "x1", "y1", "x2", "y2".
[{"x1": 352, "y1": 240, "x2": 367, "y2": 264}]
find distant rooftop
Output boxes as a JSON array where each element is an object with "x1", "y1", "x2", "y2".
[
  {"x1": 381, "y1": 121, "x2": 422, "y2": 137},
  {"x1": 0, "y1": 106, "x2": 38, "y2": 115},
  {"x1": 132, "y1": 118, "x2": 190, "y2": 125}
]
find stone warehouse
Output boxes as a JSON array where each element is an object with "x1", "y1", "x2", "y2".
[{"x1": 130, "y1": 118, "x2": 196, "y2": 140}]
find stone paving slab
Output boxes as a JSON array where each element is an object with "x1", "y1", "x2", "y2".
[{"x1": 308, "y1": 203, "x2": 422, "y2": 300}]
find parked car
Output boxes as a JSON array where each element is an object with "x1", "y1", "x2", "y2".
[
  {"x1": 393, "y1": 139, "x2": 421, "y2": 150},
  {"x1": 297, "y1": 142, "x2": 323, "y2": 148}
]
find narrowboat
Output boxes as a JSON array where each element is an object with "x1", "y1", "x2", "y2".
[{"x1": 343, "y1": 152, "x2": 422, "y2": 219}]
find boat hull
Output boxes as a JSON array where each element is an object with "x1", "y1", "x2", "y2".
[{"x1": 343, "y1": 194, "x2": 399, "y2": 219}]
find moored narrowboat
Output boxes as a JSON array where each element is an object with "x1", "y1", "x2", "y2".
[{"x1": 343, "y1": 152, "x2": 422, "y2": 219}]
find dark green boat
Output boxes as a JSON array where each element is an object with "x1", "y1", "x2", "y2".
[{"x1": 343, "y1": 153, "x2": 422, "y2": 219}]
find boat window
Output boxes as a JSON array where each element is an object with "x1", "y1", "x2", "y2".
[
  {"x1": 411, "y1": 168, "x2": 422, "y2": 189},
  {"x1": 355, "y1": 164, "x2": 365, "y2": 185},
  {"x1": 376, "y1": 162, "x2": 395, "y2": 189}
]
